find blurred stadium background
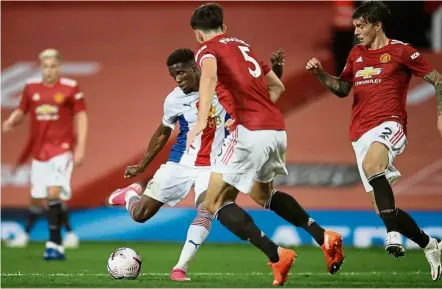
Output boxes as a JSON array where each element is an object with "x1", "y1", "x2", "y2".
[{"x1": 2, "y1": 1, "x2": 442, "y2": 250}]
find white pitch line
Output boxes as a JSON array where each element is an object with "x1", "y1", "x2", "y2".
[{"x1": 0, "y1": 271, "x2": 426, "y2": 277}]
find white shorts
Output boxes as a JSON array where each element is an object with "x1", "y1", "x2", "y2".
[
  {"x1": 212, "y1": 125, "x2": 288, "y2": 193},
  {"x1": 30, "y1": 152, "x2": 74, "y2": 200},
  {"x1": 352, "y1": 121, "x2": 407, "y2": 192},
  {"x1": 143, "y1": 162, "x2": 211, "y2": 207}
]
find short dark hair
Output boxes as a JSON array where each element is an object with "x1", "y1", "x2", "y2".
[
  {"x1": 190, "y1": 3, "x2": 223, "y2": 31},
  {"x1": 352, "y1": 1, "x2": 391, "y2": 29},
  {"x1": 166, "y1": 48, "x2": 195, "y2": 67}
]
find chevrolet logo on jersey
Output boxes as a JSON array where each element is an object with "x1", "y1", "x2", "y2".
[{"x1": 355, "y1": 67, "x2": 382, "y2": 79}]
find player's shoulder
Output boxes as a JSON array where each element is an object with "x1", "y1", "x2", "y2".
[
  {"x1": 165, "y1": 87, "x2": 186, "y2": 101},
  {"x1": 59, "y1": 77, "x2": 78, "y2": 88},
  {"x1": 164, "y1": 87, "x2": 197, "y2": 105},
  {"x1": 25, "y1": 77, "x2": 43, "y2": 87},
  {"x1": 348, "y1": 44, "x2": 365, "y2": 59}
]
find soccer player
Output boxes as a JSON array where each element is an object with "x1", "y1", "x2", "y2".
[
  {"x1": 109, "y1": 48, "x2": 285, "y2": 281},
  {"x1": 306, "y1": 1, "x2": 442, "y2": 281},
  {"x1": 2, "y1": 49, "x2": 88, "y2": 260},
  {"x1": 187, "y1": 3, "x2": 344, "y2": 286},
  {"x1": 5, "y1": 138, "x2": 79, "y2": 249}
]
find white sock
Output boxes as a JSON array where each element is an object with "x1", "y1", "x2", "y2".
[
  {"x1": 173, "y1": 205, "x2": 213, "y2": 272},
  {"x1": 424, "y1": 237, "x2": 437, "y2": 250}
]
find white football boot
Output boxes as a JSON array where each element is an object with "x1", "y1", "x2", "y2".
[
  {"x1": 5, "y1": 233, "x2": 29, "y2": 248},
  {"x1": 63, "y1": 232, "x2": 80, "y2": 249},
  {"x1": 385, "y1": 231, "x2": 405, "y2": 258},
  {"x1": 424, "y1": 237, "x2": 442, "y2": 281}
]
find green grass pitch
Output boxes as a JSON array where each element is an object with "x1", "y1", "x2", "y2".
[{"x1": 1, "y1": 242, "x2": 440, "y2": 287}]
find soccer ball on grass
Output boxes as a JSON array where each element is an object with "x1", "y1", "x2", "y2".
[{"x1": 107, "y1": 247, "x2": 142, "y2": 279}]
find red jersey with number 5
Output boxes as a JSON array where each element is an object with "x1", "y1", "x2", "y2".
[
  {"x1": 195, "y1": 34, "x2": 285, "y2": 131},
  {"x1": 340, "y1": 39, "x2": 434, "y2": 141}
]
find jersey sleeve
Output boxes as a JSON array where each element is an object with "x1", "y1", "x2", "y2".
[
  {"x1": 72, "y1": 84, "x2": 87, "y2": 114},
  {"x1": 339, "y1": 53, "x2": 354, "y2": 82},
  {"x1": 195, "y1": 44, "x2": 218, "y2": 69},
  {"x1": 18, "y1": 85, "x2": 31, "y2": 113},
  {"x1": 162, "y1": 98, "x2": 178, "y2": 130},
  {"x1": 260, "y1": 60, "x2": 271, "y2": 75},
  {"x1": 401, "y1": 44, "x2": 434, "y2": 77}
]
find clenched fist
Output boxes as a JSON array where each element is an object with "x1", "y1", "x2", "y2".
[{"x1": 305, "y1": 58, "x2": 324, "y2": 76}]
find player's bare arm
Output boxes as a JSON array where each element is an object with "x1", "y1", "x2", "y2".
[
  {"x1": 74, "y1": 111, "x2": 88, "y2": 167},
  {"x1": 124, "y1": 123, "x2": 172, "y2": 178},
  {"x1": 306, "y1": 58, "x2": 352, "y2": 98},
  {"x1": 186, "y1": 57, "x2": 217, "y2": 152},
  {"x1": 265, "y1": 71, "x2": 285, "y2": 103},
  {"x1": 422, "y1": 69, "x2": 442, "y2": 137},
  {"x1": 270, "y1": 49, "x2": 285, "y2": 79},
  {"x1": 2, "y1": 109, "x2": 26, "y2": 132}
]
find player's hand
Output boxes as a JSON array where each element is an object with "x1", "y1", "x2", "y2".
[
  {"x1": 74, "y1": 145, "x2": 85, "y2": 167},
  {"x1": 124, "y1": 165, "x2": 145, "y2": 179},
  {"x1": 305, "y1": 58, "x2": 324, "y2": 76},
  {"x1": 438, "y1": 115, "x2": 442, "y2": 138},
  {"x1": 270, "y1": 49, "x2": 286, "y2": 66},
  {"x1": 225, "y1": 119, "x2": 235, "y2": 132},
  {"x1": 186, "y1": 122, "x2": 206, "y2": 152},
  {"x1": 2, "y1": 119, "x2": 14, "y2": 133}
]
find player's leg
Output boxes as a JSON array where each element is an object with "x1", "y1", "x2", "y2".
[
  {"x1": 109, "y1": 180, "x2": 164, "y2": 222},
  {"x1": 369, "y1": 191, "x2": 441, "y2": 280},
  {"x1": 44, "y1": 152, "x2": 74, "y2": 260},
  {"x1": 209, "y1": 126, "x2": 295, "y2": 286},
  {"x1": 359, "y1": 122, "x2": 409, "y2": 257},
  {"x1": 61, "y1": 202, "x2": 79, "y2": 249},
  {"x1": 45, "y1": 186, "x2": 66, "y2": 260},
  {"x1": 205, "y1": 172, "x2": 295, "y2": 286},
  {"x1": 109, "y1": 162, "x2": 195, "y2": 222},
  {"x1": 6, "y1": 197, "x2": 44, "y2": 248},
  {"x1": 363, "y1": 141, "x2": 403, "y2": 254},
  {"x1": 171, "y1": 191, "x2": 213, "y2": 281},
  {"x1": 250, "y1": 181, "x2": 344, "y2": 274}
]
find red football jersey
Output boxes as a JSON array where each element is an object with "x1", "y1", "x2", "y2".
[
  {"x1": 340, "y1": 39, "x2": 433, "y2": 141},
  {"x1": 18, "y1": 77, "x2": 87, "y2": 161},
  {"x1": 195, "y1": 34, "x2": 285, "y2": 131}
]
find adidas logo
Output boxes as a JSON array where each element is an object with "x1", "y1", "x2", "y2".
[{"x1": 356, "y1": 56, "x2": 363, "y2": 63}]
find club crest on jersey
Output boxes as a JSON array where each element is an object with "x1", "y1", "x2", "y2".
[
  {"x1": 54, "y1": 93, "x2": 64, "y2": 103},
  {"x1": 355, "y1": 67, "x2": 382, "y2": 79},
  {"x1": 380, "y1": 53, "x2": 391, "y2": 63}
]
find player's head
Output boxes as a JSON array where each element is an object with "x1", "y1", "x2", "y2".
[
  {"x1": 39, "y1": 49, "x2": 62, "y2": 85},
  {"x1": 167, "y1": 48, "x2": 199, "y2": 94},
  {"x1": 352, "y1": 1, "x2": 391, "y2": 47},
  {"x1": 190, "y1": 3, "x2": 227, "y2": 43}
]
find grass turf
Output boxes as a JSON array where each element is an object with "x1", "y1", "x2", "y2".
[{"x1": 1, "y1": 242, "x2": 440, "y2": 287}]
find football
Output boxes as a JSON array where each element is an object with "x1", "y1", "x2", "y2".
[{"x1": 107, "y1": 247, "x2": 142, "y2": 279}]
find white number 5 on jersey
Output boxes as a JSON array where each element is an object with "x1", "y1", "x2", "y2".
[{"x1": 238, "y1": 46, "x2": 262, "y2": 78}]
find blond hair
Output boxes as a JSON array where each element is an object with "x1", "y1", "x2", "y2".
[{"x1": 38, "y1": 49, "x2": 62, "y2": 62}]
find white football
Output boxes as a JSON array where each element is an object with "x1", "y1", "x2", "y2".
[{"x1": 107, "y1": 247, "x2": 142, "y2": 279}]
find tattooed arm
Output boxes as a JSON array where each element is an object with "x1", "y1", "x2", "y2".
[
  {"x1": 306, "y1": 57, "x2": 352, "y2": 98},
  {"x1": 423, "y1": 69, "x2": 442, "y2": 137},
  {"x1": 423, "y1": 69, "x2": 442, "y2": 115},
  {"x1": 316, "y1": 71, "x2": 353, "y2": 98}
]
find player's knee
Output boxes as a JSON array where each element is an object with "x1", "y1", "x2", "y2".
[
  {"x1": 362, "y1": 158, "x2": 385, "y2": 178},
  {"x1": 250, "y1": 181, "x2": 273, "y2": 208},
  {"x1": 47, "y1": 186, "x2": 62, "y2": 200}
]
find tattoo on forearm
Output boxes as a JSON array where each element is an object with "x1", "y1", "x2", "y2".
[
  {"x1": 423, "y1": 69, "x2": 442, "y2": 115},
  {"x1": 317, "y1": 72, "x2": 352, "y2": 98},
  {"x1": 272, "y1": 64, "x2": 283, "y2": 79}
]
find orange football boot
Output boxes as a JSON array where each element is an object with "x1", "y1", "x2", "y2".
[
  {"x1": 268, "y1": 247, "x2": 297, "y2": 286},
  {"x1": 321, "y1": 230, "x2": 344, "y2": 274}
]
